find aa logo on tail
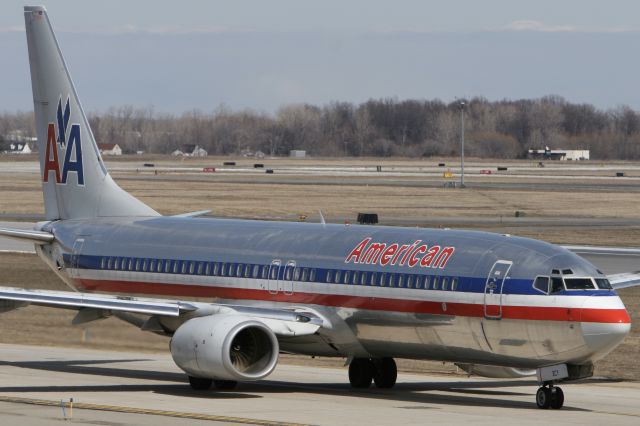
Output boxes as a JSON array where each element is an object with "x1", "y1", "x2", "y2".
[{"x1": 43, "y1": 96, "x2": 84, "y2": 185}]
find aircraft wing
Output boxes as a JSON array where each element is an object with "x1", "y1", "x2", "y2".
[
  {"x1": 0, "y1": 286, "x2": 323, "y2": 337},
  {"x1": 565, "y1": 245, "x2": 640, "y2": 288}
]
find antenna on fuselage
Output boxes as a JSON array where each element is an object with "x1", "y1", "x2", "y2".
[{"x1": 318, "y1": 210, "x2": 326, "y2": 227}]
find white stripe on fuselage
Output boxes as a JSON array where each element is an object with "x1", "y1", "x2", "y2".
[{"x1": 71, "y1": 269, "x2": 624, "y2": 310}]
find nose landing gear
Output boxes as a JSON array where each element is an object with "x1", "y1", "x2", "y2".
[{"x1": 536, "y1": 383, "x2": 564, "y2": 409}]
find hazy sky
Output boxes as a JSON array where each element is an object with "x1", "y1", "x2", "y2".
[{"x1": 1, "y1": 0, "x2": 639, "y2": 113}]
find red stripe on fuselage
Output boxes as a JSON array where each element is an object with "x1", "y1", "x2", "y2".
[{"x1": 76, "y1": 278, "x2": 630, "y2": 324}]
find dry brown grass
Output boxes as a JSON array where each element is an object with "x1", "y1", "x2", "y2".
[{"x1": 1, "y1": 156, "x2": 640, "y2": 379}]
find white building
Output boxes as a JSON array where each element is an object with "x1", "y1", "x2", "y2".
[
  {"x1": 97, "y1": 143, "x2": 123, "y2": 155},
  {"x1": 289, "y1": 150, "x2": 306, "y2": 158},
  {"x1": 528, "y1": 148, "x2": 590, "y2": 161}
]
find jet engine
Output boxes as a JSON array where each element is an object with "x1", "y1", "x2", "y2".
[
  {"x1": 456, "y1": 363, "x2": 535, "y2": 378},
  {"x1": 170, "y1": 315, "x2": 279, "y2": 381}
]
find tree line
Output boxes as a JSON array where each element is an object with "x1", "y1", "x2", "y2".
[{"x1": 1, "y1": 96, "x2": 640, "y2": 159}]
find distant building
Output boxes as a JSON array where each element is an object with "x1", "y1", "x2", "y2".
[
  {"x1": 172, "y1": 144, "x2": 208, "y2": 157},
  {"x1": 289, "y1": 150, "x2": 306, "y2": 158},
  {"x1": 2, "y1": 130, "x2": 36, "y2": 154},
  {"x1": 528, "y1": 148, "x2": 590, "y2": 161},
  {"x1": 1, "y1": 141, "x2": 32, "y2": 154},
  {"x1": 97, "y1": 143, "x2": 123, "y2": 156}
]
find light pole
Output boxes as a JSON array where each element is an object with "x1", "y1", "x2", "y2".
[{"x1": 459, "y1": 101, "x2": 465, "y2": 188}]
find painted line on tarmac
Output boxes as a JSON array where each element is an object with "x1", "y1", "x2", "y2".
[{"x1": 0, "y1": 395, "x2": 313, "y2": 426}]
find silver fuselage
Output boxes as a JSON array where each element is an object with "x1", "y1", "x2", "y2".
[{"x1": 36, "y1": 216, "x2": 630, "y2": 369}]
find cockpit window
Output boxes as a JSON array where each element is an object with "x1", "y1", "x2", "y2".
[
  {"x1": 595, "y1": 278, "x2": 613, "y2": 290},
  {"x1": 551, "y1": 269, "x2": 560, "y2": 275},
  {"x1": 550, "y1": 277, "x2": 564, "y2": 293},
  {"x1": 564, "y1": 278, "x2": 596, "y2": 290},
  {"x1": 562, "y1": 269, "x2": 573, "y2": 275},
  {"x1": 533, "y1": 276, "x2": 550, "y2": 294}
]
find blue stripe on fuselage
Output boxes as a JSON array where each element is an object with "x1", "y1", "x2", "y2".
[{"x1": 63, "y1": 253, "x2": 614, "y2": 297}]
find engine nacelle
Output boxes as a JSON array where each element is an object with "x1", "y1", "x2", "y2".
[
  {"x1": 170, "y1": 315, "x2": 279, "y2": 381},
  {"x1": 456, "y1": 363, "x2": 536, "y2": 378}
]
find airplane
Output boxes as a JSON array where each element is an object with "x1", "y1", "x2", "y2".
[{"x1": 0, "y1": 5, "x2": 638, "y2": 410}]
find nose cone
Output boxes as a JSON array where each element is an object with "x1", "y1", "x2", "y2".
[{"x1": 581, "y1": 296, "x2": 631, "y2": 361}]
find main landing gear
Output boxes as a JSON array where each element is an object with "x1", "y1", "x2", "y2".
[
  {"x1": 348, "y1": 357, "x2": 397, "y2": 389},
  {"x1": 536, "y1": 383, "x2": 564, "y2": 409},
  {"x1": 188, "y1": 376, "x2": 238, "y2": 391}
]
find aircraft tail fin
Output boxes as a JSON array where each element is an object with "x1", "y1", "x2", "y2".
[{"x1": 24, "y1": 6, "x2": 159, "y2": 220}]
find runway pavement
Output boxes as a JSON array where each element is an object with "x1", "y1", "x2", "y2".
[{"x1": 0, "y1": 344, "x2": 638, "y2": 426}]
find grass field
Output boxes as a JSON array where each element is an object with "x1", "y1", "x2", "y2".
[{"x1": 1, "y1": 156, "x2": 640, "y2": 379}]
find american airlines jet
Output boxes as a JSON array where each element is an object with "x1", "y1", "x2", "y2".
[{"x1": 1, "y1": 6, "x2": 638, "y2": 410}]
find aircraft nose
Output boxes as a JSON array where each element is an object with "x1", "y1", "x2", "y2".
[{"x1": 581, "y1": 296, "x2": 631, "y2": 360}]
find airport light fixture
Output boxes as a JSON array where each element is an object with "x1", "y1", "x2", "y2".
[{"x1": 459, "y1": 100, "x2": 465, "y2": 188}]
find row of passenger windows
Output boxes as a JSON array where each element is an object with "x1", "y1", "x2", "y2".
[
  {"x1": 97, "y1": 256, "x2": 459, "y2": 291},
  {"x1": 325, "y1": 269, "x2": 458, "y2": 291}
]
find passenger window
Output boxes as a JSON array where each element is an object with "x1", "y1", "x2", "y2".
[
  {"x1": 135, "y1": 259, "x2": 141, "y2": 272},
  {"x1": 433, "y1": 276, "x2": 440, "y2": 290},
  {"x1": 442, "y1": 277, "x2": 449, "y2": 291},
  {"x1": 335, "y1": 270, "x2": 341, "y2": 283},
  {"x1": 164, "y1": 260, "x2": 171, "y2": 273},
  {"x1": 302, "y1": 268, "x2": 309, "y2": 281},
  {"x1": 380, "y1": 273, "x2": 387, "y2": 287},
  {"x1": 310, "y1": 269, "x2": 316, "y2": 281},
  {"x1": 115, "y1": 258, "x2": 121, "y2": 270},
  {"x1": 343, "y1": 271, "x2": 351, "y2": 284},
  {"x1": 157, "y1": 260, "x2": 163, "y2": 273},
  {"x1": 189, "y1": 262, "x2": 195, "y2": 274},
  {"x1": 228, "y1": 264, "x2": 236, "y2": 277},
  {"x1": 129, "y1": 258, "x2": 135, "y2": 271},
  {"x1": 551, "y1": 277, "x2": 564, "y2": 293},
  {"x1": 533, "y1": 276, "x2": 550, "y2": 294},
  {"x1": 269, "y1": 266, "x2": 278, "y2": 280},
  {"x1": 370, "y1": 273, "x2": 377, "y2": 286},
  {"x1": 244, "y1": 265, "x2": 251, "y2": 278},
  {"x1": 294, "y1": 267, "x2": 302, "y2": 281},
  {"x1": 236, "y1": 264, "x2": 243, "y2": 277},
  {"x1": 205, "y1": 263, "x2": 211, "y2": 275},
  {"x1": 221, "y1": 263, "x2": 228, "y2": 276},
  {"x1": 398, "y1": 275, "x2": 405, "y2": 288},
  {"x1": 213, "y1": 263, "x2": 220, "y2": 276},
  {"x1": 424, "y1": 276, "x2": 430, "y2": 289},
  {"x1": 360, "y1": 272, "x2": 367, "y2": 285},
  {"x1": 451, "y1": 277, "x2": 458, "y2": 291},
  {"x1": 416, "y1": 276, "x2": 423, "y2": 289},
  {"x1": 252, "y1": 264, "x2": 259, "y2": 278},
  {"x1": 147, "y1": 259, "x2": 154, "y2": 272},
  {"x1": 352, "y1": 271, "x2": 359, "y2": 285},
  {"x1": 107, "y1": 257, "x2": 113, "y2": 270},
  {"x1": 326, "y1": 270, "x2": 333, "y2": 283},
  {"x1": 261, "y1": 265, "x2": 268, "y2": 279},
  {"x1": 285, "y1": 267, "x2": 292, "y2": 280},
  {"x1": 389, "y1": 274, "x2": 396, "y2": 287},
  {"x1": 407, "y1": 275, "x2": 414, "y2": 288}
]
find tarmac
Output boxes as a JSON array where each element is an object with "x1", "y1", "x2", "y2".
[
  {"x1": 0, "y1": 344, "x2": 638, "y2": 425},
  {"x1": 0, "y1": 270, "x2": 635, "y2": 426}
]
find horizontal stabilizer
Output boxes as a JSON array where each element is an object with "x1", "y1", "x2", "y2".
[{"x1": 0, "y1": 227, "x2": 54, "y2": 244}]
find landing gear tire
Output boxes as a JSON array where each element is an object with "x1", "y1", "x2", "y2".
[
  {"x1": 349, "y1": 358, "x2": 374, "y2": 388},
  {"x1": 536, "y1": 386, "x2": 551, "y2": 409},
  {"x1": 188, "y1": 376, "x2": 212, "y2": 390},
  {"x1": 550, "y1": 387, "x2": 564, "y2": 409},
  {"x1": 213, "y1": 380, "x2": 238, "y2": 390},
  {"x1": 373, "y1": 358, "x2": 397, "y2": 389}
]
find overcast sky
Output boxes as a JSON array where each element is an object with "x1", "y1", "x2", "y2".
[{"x1": 1, "y1": 0, "x2": 639, "y2": 113}]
